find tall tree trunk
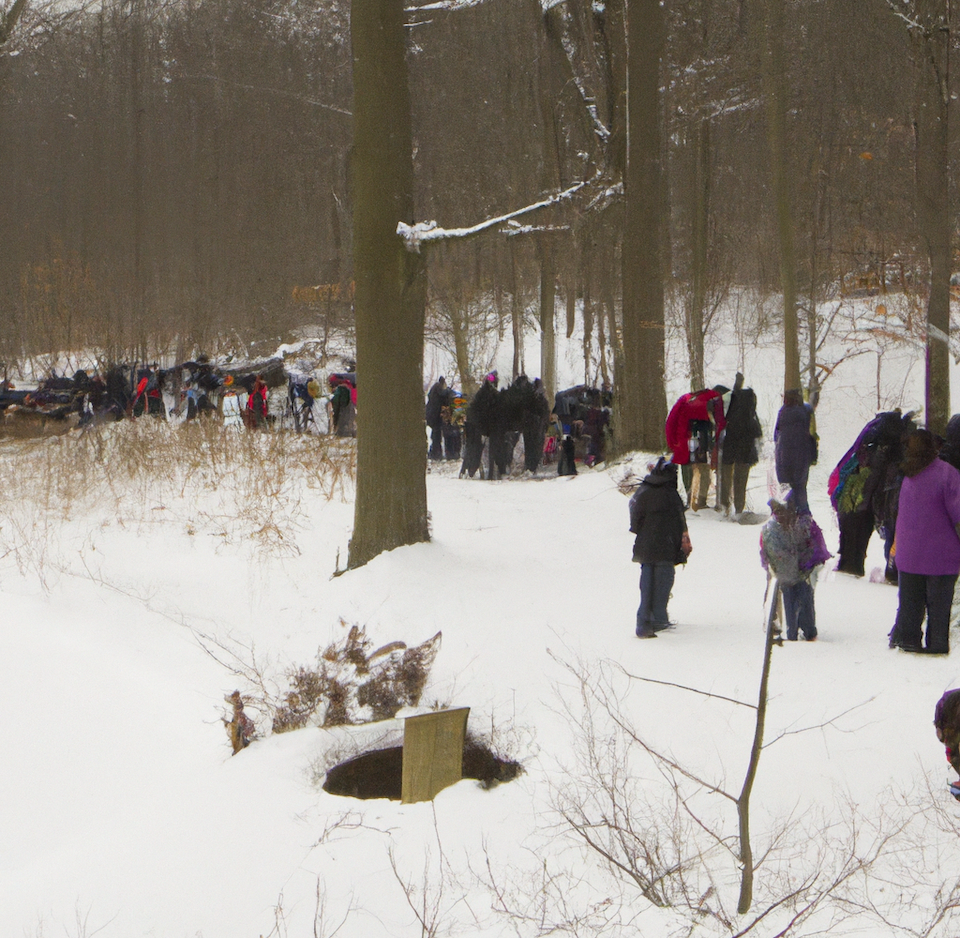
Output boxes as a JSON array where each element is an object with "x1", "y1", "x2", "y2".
[
  {"x1": 449, "y1": 303, "x2": 475, "y2": 397},
  {"x1": 581, "y1": 244, "x2": 594, "y2": 385},
  {"x1": 686, "y1": 116, "x2": 710, "y2": 392},
  {"x1": 539, "y1": 237, "x2": 557, "y2": 400},
  {"x1": 756, "y1": 0, "x2": 801, "y2": 393},
  {"x1": 510, "y1": 239, "x2": 524, "y2": 382},
  {"x1": 348, "y1": 0, "x2": 428, "y2": 569},
  {"x1": 129, "y1": 0, "x2": 147, "y2": 355},
  {"x1": 0, "y1": 0, "x2": 28, "y2": 364},
  {"x1": 913, "y1": 25, "x2": 951, "y2": 435},
  {"x1": 620, "y1": 0, "x2": 667, "y2": 451}
]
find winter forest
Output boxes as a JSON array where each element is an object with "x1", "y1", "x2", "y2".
[
  {"x1": 7, "y1": 1, "x2": 960, "y2": 936},
  {"x1": 0, "y1": 0, "x2": 950, "y2": 395}
]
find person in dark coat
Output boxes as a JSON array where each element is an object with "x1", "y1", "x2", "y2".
[
  {"x1": 557, "y1": 435, "x2": 578, "y2": 476},
  {"x1": 629, "y1": 458, "x2": 692, "y2": 638},
  {"x1": 830, "y1": 410, "x2": 915, "y2": 578},
  {"x1": 425, "y1": 377, "x2": 447, "y2": 460},
  {"x1": 773, "y1": 389, "x2": 816, "y2": 513},
  {"x1": 521, "y1": 377, "x2": 551, "y2": 471},
  {"x1": 940, "y1": 414, "x2": 960, "y2": 473},
  {"x1": 720, "y1": 373, "x2": 763, "y2": 516}
]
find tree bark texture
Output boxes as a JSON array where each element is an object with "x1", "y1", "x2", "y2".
[
  {"x1": 686, "y1": 116, "x2": 710, "y2": 392},
  {"x1": 755, "y1": 0, "x2": 801, "y2": 393},
  {"x1": 911, "y1": 13, "x2": 951, "y2": 436},
  {"x1": 620, "y1": 0, "x2": 667, "y2": 451},
  {"x1": 539, "y1": 237, "x2": 557, "y2": 401},
  {"x1": 348, "y1": 0, "x2": 428, "y2": 569}
]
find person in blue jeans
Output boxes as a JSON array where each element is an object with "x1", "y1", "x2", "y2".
[
  {"x1": 760, "y1": 495, "x2": 832, "y2": 641},
  {"x1": 629, "y1": 458, "x2": 692, "y2": 638}
]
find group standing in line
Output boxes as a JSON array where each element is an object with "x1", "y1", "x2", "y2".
[{"x1": 632, "y1": 377, "x2": 960, "y2": 661}]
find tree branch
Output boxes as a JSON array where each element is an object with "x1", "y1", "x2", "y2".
[{"x1": 396, "y1": 180, "x2": 588, "y2": 252}]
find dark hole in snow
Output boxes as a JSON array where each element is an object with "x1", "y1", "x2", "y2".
[{"x1": 322, "y1": 738, "x2": 522, "y2": 800}]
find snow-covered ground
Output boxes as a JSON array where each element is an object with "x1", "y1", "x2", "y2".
[{"x1": 4, "y1": 294, "x2": 960, "y2": 938}]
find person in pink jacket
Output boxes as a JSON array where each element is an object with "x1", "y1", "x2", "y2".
[{"x1": 889, "y1": 429, "x2": 960, "y2": 655}]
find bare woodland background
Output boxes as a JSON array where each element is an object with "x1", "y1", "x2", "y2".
[{"x1": 0, "y1": 0, "x2": 939, "y2": 389}]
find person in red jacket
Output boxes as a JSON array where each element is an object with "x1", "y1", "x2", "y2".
[
  {"x1": 664, "y1": 388, "x2": 726, "y2": 510},
  {"x1": 247, "y1": 375, "x2": 268, "y2": 429}
]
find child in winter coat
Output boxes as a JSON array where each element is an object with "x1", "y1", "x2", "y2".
[
  {"x1": 629, "y1": 457, "x2": 692, "y2": 638},
  {"x1": 760, "y1": 496, "x2": 832, "y2": 641}
]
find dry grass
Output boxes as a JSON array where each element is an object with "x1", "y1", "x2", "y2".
[
  {"x1": 0, "y1": 418, "x2": 356, "y2": 585},
  {"x1": 271, "y1": 623, "x2": 442, "y2": 732}
]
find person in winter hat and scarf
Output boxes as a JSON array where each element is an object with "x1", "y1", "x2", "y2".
[{"x1": 629, "y1": 457, "x2": 692, "y2": 638}]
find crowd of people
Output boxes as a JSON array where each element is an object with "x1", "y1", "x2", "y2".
[
  {"x1": 0, "y1": 358, "x2": 362, "y2": 437},
  {"x1": 638, "y1": 377, "x2": 960, "y2": 798},
  {"x1": 429, "y1": 372, "x2": 611, "y2": 480},
  {"x1": 634, "y1": 375, "x2": 960, "y2": 665}
]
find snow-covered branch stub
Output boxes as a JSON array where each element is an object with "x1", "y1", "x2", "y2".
[{"x1": 396, "y1": 181, "x2": 588, "y2": 253}]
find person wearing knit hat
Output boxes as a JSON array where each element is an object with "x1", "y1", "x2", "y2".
[{"x1": 760, "y1": 493, "x2": 832, "y2": 641}]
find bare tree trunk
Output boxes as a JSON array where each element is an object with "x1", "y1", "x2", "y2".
[
  {"x1": 449, "y1": 303, "x2": 475, "y2": 397},
  {"x1": 913, "y1": 18, "x2": 951, "y2": 435},
  {"x1": 620, "y1": 0, "x2": 667, "y2": 450},
  {"x1": 756, "y1": 0, "x2": 801, "y2": 393},
  {"x1": 348, "y1": 0, "x2": 428, "y2": 569},
  {"x1": 510, "y1": 240, "x2": 524, "y2": 382},
  {"x1": 129, "y1": 0, "x2": 147, "y2": 357},
  {"x1": 737, "y1": 578, "x2": 779, "y2": 913},
  {"x1": 582, "y1": 245, "x2": 594, "y2": 385},
  {"x1": 686, "y1": 116, "x2": 710, "y2": 392},
  {"x1": 539, "y1": 237, "x2": 557, "y2": 400}
]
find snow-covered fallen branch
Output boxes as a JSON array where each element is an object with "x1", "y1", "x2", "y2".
[{"x1": 396, "y1": 180, "x2": 587, "y2": 253}]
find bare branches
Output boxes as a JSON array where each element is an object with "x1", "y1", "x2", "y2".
[
  {"x1": 386, "y1": 806, "x2": 472, "y2": 938},
  {"x1": 612, "y1": 662, "x2": 757, "y2": 710},
  {"x1": 544, "y1": 652, "x2": 925, "y2": 936}
]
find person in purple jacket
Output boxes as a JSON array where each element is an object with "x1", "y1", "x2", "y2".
[
  {"x1": 889, "y1": 429, "x2": 960, "y2": 655},
  {"x1": 774, "y1": 389, "x2": 817, "y2": 513}
]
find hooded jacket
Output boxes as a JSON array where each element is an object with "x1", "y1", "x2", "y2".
[
  {"x1": 774, "y1": 401, "x2": 815, "y2": 483},
  {"x1": 721, "y1": 387, "x2": 762, "y2": 465},
  {"x1": 629, "y1": 461, "x2": 688, "y2": 564}
]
